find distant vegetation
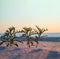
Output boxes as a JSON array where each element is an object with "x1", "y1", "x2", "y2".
[{"x1": 0, "y1": 25, "x2": 48, "y2": 48}]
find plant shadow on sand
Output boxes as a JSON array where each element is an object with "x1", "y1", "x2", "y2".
[
  {"x1": 27, "y1": 49, "x2": 60, "y2": 59},
  {"x1": 0, "y1": 47, "x2": 60, "y2": 59},
  {"x1": 0, "y1": 47, "x2": 22, "y2": 59},
  {"x1": 46, "y1": 51, "x2": 60, "y2": 59},
  {"x1": 9, "y1": 55, "x2": 21, "y2": 59},
  {"x1": 9, "y1": 48, "x2": 21, "y2": 52},
  {"x1": 28, "y1": 49, "x2": 42, "y2": 53},
  {"x1": 9, "y1": 48, "x2": 22, "y2": 59},
  {"x1": 0, "y1": 46, "x2": 6, "y2": 51},
  {"x1": 7, "y1": 48, "x2": 22, "y2": 55}
]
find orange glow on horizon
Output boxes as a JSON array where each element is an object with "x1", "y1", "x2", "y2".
[{"x1": 0, "y1": 24, "x2": 60, "y2": 33}]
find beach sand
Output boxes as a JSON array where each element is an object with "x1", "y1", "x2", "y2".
[{"x1": 0, "y1": 41, "x2": 60, "y2": 59}]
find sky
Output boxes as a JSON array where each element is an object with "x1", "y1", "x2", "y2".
[{"x1": 0, "y1": 0, "x2": 60, "y2": 33}]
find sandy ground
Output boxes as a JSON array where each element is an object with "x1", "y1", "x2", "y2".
[{"x1": 0, "y1": 41, "x2": 60, "y2": 59}]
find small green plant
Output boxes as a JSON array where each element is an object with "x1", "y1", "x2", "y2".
[
  {"x1": 20, "y1": 27, "x2": 34, "y2": 47},
  {"x1": 0, "y1": 26, "x2": 23, "y2": 47},
  {"x1": 34, "y1": 25, "x2": 48, "y2": 39},
  {"x1": 33, "y1": 25, "x2": 48, "y2": 47},
  {"x1": 0, "y1": 26, "x2": 48, "y2": 48}
]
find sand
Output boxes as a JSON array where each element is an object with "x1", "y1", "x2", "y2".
[{"x1": 0, "y1": 41, "x2": 60, "y2": 59}]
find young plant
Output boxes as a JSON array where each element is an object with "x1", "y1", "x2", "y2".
[
  {"x1": 20, "y1": 27, "x2": 34, "y2": 48},
  {"x1": 33, "y1": 25, "x2": 48, "y2": 47},
  {"x1": 0, "y1": 26, "x2": 23, "y2": 47}
]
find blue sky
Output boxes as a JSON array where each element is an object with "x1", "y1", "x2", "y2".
[{"x1": 0, "y1": 0, "x2": 60, "y2": 33}]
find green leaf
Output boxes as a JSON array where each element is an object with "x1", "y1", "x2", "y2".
[
  {"x1": 30, "y1": 41, "x2": 33, "y2": 46},
  {"x1": 22, "y1": 34, "x2": 26, "y2": 37},
  {"x1": 33, "y1": 29, "x2": 38, "y2": 34},
  {"x1": 36, "y1": 25, "x2": 41, "y2": 32},
  {"x1": 10, "y1": 39, "x2": 14, "y2": 44},
  {"x1": 14, "y1": 43, "x2": 18, "y2": 47},
  {"x1": 18, "y1": 41, "x2": 23, "y2": 43},
  {"x1": 33, "y1": 36, "x2": 39, "y2": 44},
  {"x1": 27, "y1": 41, "x2": 29, "y2": 45},
  {"x1": 15, "y1": 40, "x2": 23, "y2": 43},
  {"x1": 6, "y1": 43, "x2": 9, "y2": 47},
  {"x1": 0, "y1": 42, "x2": 4, "y2": 45}
]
